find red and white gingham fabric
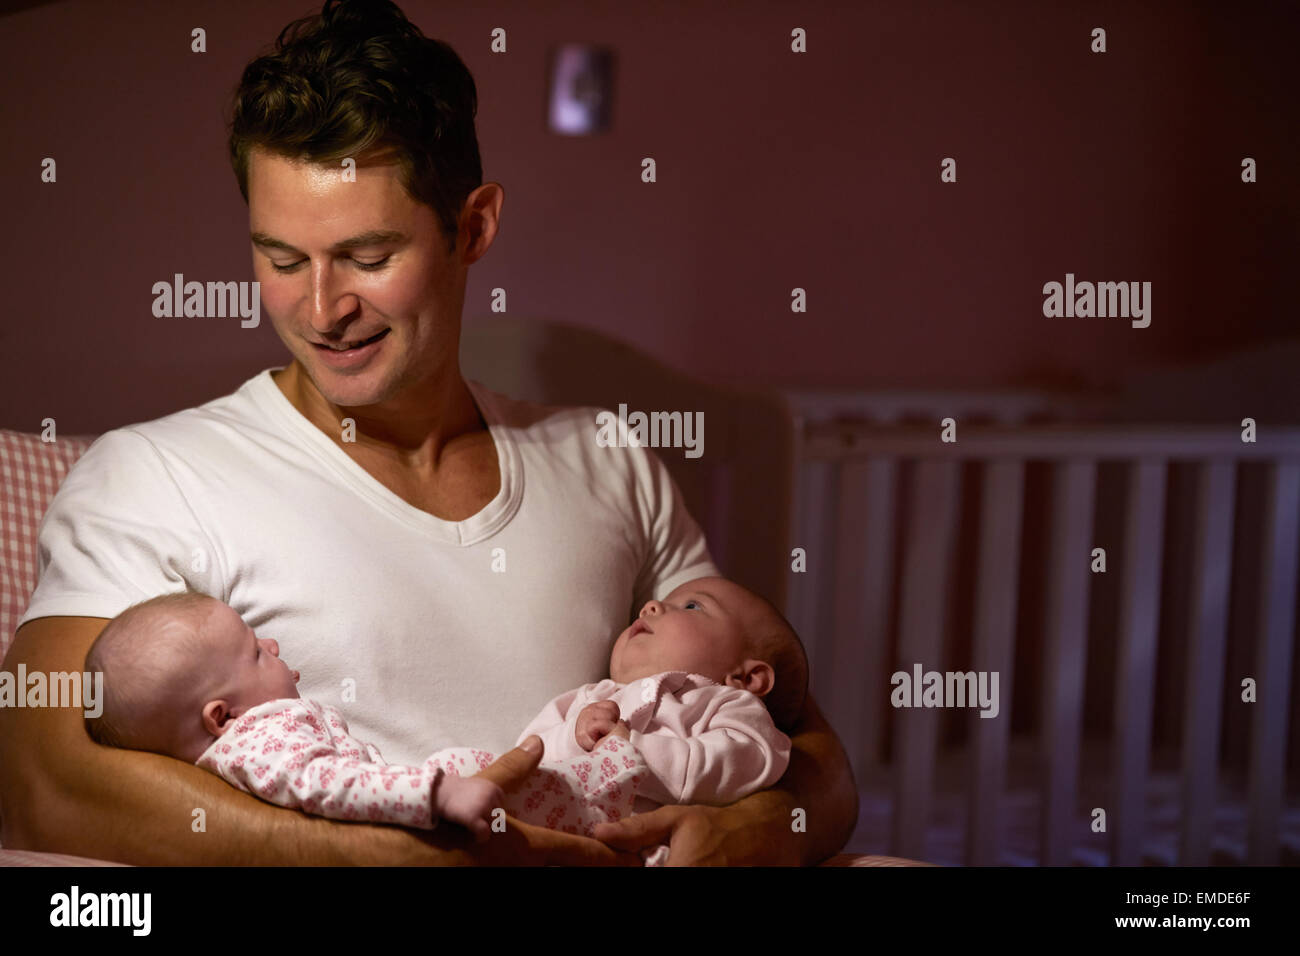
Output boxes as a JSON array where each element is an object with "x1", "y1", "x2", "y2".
[{"x1": 0, "y1": 428, "x2": 95, "y2": 659}]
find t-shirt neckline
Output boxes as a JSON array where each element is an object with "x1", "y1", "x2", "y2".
[{"x1": 244, "y1": 367, "x2": 523, "y2": 546}]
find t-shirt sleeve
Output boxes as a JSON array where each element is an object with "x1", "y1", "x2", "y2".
[
  {"x1": 628, "y1": 446, "x2": 720, "y2": 612},
  {"x1": 17, "y1": 428, "x2": 225, "y2": 628}
]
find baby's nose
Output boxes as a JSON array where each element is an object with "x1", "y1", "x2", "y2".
[
  {"x1": 641, "y1": 601, "x2": 662, "y2": 617},
  {"x1": 262, "y1": 638, "x2": 280, "y2": 657}
]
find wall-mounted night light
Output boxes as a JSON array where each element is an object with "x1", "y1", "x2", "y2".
[{"x1": 548, "y1": 44, "x2": 615, "y2": 135}]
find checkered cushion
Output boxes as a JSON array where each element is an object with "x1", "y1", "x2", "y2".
[{"x1": 0, "y1": 429, "x2": 96, "y2": 658}]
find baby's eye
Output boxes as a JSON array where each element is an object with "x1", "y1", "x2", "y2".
[{"x1": 685, "y1": 600, "x2": 702, "y2": 610}]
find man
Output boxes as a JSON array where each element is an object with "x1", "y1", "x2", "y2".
[{"x1": 0, "y1": 0, "x2": 857, "y2": 865}]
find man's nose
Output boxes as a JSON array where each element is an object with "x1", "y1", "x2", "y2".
[{"x1": 308, "y1": 264, "x2": 358, "y2": 334}]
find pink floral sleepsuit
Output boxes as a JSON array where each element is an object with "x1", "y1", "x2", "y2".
[{"x1": 196, "y1": 671, "x2": 791, "y2": 865}]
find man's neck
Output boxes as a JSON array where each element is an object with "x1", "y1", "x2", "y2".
[{"x1": 272, "y1": 361, "x2": 486, "y2": 469}]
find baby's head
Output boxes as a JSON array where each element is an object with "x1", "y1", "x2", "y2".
[
  {"x1": 610, "y1": 577, "x2": 809, "y2": 733},
  {"x1": 84, "y1": 591, "x2": 300, "y2": 762}
]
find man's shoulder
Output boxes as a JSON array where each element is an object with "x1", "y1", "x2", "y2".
[
  {"x1": 122, "y1": 367, "x2": 278, "y2": 437},
  {"x1": 468, "y1": 380, "x2": 602, "y2": 436},
  {"x1": 469, "y1": 381, "x2": 669, "y2": 482},
  {"x1": 78, "y1": 368, "x2": 286, "y2": 464}
]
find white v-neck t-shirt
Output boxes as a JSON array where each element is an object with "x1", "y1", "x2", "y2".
[{"x1": 20, "y1": 368, "x2": 718, "y2": 762}]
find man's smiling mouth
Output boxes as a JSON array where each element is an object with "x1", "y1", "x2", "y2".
[{"x1": 315, "y1": 328, "x2": 390, "y2": 352}]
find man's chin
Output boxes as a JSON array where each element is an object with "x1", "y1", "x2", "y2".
[{"x1": 302, "y1": 360, "x2": 394, "y2": 408}]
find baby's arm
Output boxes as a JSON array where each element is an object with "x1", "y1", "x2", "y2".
[
  {"x1": 199, "y1": 704, "x2": 503, "y2": 835},
  {"x1": 515, "y1": 686, "x2": 600, "y2": 760},
  {"x1": 631, "y1": 690, "x2": 791, "y2": 806}
]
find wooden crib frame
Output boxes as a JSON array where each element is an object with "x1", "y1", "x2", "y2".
[{"x1": 788, "y1": 412, "x2": 1299, "y2": 866}]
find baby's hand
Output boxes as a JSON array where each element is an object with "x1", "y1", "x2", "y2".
[
  {"x1": 576, "y1": 700, "x2": 623, "y2": 751},
  {"x1": 433, "y1": 774, "x2": 505, "y2": 843}
]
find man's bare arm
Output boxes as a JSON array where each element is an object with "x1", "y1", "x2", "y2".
[
  {"x1": 0, "y1": 616, "x2": 632, "y2": 865},
  {"x1": 762, "y1": 689, "x2": 860, "y2": 864}
]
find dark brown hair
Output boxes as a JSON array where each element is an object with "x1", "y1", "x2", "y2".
[
  {"x1": 227, "y1": 0, "x2": 483, "y2": 253},
  {"x1": 748, "y1": 600, "x2": 809, "y2": 735}
]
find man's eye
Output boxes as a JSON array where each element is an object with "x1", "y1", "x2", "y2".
[{"x1": 270, "y1": 256, "x2": 390, "y2": 274}]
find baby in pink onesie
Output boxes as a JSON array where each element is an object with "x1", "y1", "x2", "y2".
[{"x1": 500, "y1": 574, "x2": 808, "y2": 864}]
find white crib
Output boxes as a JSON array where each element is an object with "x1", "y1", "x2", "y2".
[{"x1": 784, "y1": 392, "x2": 1300, "y2": 866}]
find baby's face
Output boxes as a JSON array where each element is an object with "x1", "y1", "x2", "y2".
[
  {"x1": 199, "y1": 601, "x2": 301, "y2": 713},
  {"x1": 609, "y1": 577, "x2": 759, "y2": 685}
]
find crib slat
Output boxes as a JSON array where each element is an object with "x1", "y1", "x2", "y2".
[
  {"x1": 1111, "y1": 460, "x2": 1167, "y2": 865},
  {"x1": 787, "y1": 460, "x2": 837, "y2": 691},
  {"x1": 966, "y1": 460, "x2": 1025, "y2": 866},
  {"x1": 891, "y1": 459, "x2": 960, "y2": 860},
  {"x1": 1247, "y1": 462, "x2": 1300, "y2": 864},
  {"x1": 1179, "y1": 461, "x2": 1237, "y2": 865},
  {"x1": 828, "y1": 458, "x2": 898, "y2": 777},
  {"x1": 1040, "y1": 460, "x2": 1097, "y2": 866}
]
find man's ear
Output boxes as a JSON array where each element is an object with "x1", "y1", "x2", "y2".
[
  {"x1": 726, "y1": 660, "x2": 774, "y2": 698},
  {"x1": 201, "y1": 699, "x2": 235, "y2": 738}
]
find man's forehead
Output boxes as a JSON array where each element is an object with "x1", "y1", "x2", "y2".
[
  {"x1": 247, "y1": 151, "x2": 425, "y2": 242},
  {"x1": 247, "y1": 145, "x2": 404, "y2": 184}
]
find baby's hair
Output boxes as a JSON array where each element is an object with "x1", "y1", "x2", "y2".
[
  {"x1": 746, "y1": 596, "x2": 809, "y2": 735},
  {"x1": 84, "y1": 590, "x2": 219, "y2": 750}
]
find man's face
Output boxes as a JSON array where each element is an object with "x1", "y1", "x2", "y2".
[{"x1": 246, "y1": 146, "x2": 466, "y2": 408}]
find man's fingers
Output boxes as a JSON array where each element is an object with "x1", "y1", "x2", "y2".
[
  {"x1": 592, "y1": 805, "x2": 685, "y2": 850},
  {"x1": 521, "y1": 822, "x2": 642, "y2": 867},
  {"x1": 474, "y1": 738, "x2": 543, "y2": 790}
]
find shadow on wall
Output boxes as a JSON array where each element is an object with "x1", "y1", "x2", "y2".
[
  {"x1": 460, "y1": 312, "x2": 794, "y2": 610},
  {"x1": 1111, "y1": 337, "x2": 1300, "y2": 425}
]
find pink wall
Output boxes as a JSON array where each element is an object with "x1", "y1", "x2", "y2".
[{"x1": 1, "y1": 0, "x2": 1295, "y2": 433}]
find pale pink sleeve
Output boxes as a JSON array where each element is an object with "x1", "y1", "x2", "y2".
[
  {"x1": 198, "y1": 702, "x2": 444, "y2": 830},
  {"x1": 630, "y1": 689, "x2": 791, "y2": 806},
  {"x1": 515, "y1": 685, "x2": 596, "y2": 762}
]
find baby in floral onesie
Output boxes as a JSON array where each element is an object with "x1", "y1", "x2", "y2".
[
  {"x1": 84, "y1": 576, "x2": 807, "y2": 862},
  {"x1": 82, "y1": 590, "x2": 506, "y2": 839}
]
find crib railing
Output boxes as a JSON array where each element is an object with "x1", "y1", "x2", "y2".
[{"x1": 787, "y1": 421, "x2": 1300, "y2": 865}]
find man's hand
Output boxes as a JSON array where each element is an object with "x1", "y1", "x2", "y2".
[
  {"x1": 574, "y1": 701, "x2": 622, "y2": 751},
  {"x1": 461, "y1": 736, "x2": 642, "y2": 866},
  {"x1": 592, "y1": 691, "x2": 860, "y2": 866},
  {"x1": 593, "y1": 798, "x2": 802, "y2": 867}
]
